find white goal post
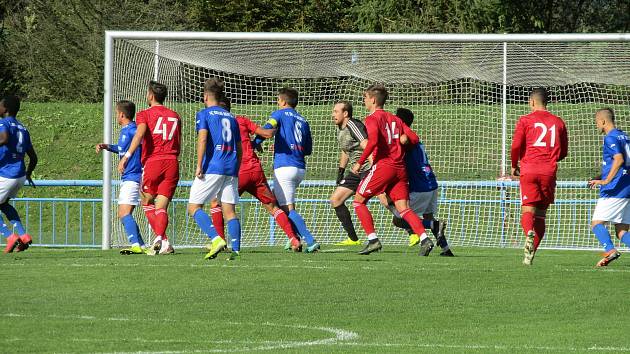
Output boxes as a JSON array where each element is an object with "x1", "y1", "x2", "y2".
[{"x1": 102, "y1": 32, "x2": 630, "y2": 250}]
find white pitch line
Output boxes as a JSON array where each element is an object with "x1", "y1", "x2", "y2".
[{"x1": 2, "y1": 313, "x2": 359, "y2": 353}]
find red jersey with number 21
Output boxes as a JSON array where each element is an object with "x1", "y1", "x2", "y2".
[
  {"x1": 511, "y1": 110, "x2": 568, "y2": 177},
  {"x1": 136, "y1": 105, "x2": 182, "y2": 164}
]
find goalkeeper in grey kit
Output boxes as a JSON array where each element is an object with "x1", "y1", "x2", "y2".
[{"x1": 329, "y1": 100, "x2": 370, "y2": 245}]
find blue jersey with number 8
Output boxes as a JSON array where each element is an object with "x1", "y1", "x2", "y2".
[
  {"x1": 0, "y1": 116, "x2": 32, "y2": 179},
  {"x1": 600, "y1": 128, "x2": 630, "y2": 198},
  {"x1": 269, "y1": 108, "x2": 312, "y2": 169},
  {"x1": 196, "y1": 105, "x2": 241, "y2": 176}
]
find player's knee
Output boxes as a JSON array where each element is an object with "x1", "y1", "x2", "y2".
[
  {"x1": 591, "y1": 220, "x2": 604, "y2": 229},
  {"x1": 187, "y1": 204, "x2": 201, "y2": 216},
  {"x1": 423, "y1": 213, "x2": 434, "y2": 221},
  {"x1": 117, "y1": 210, "x2": 130, "y2": 219}
]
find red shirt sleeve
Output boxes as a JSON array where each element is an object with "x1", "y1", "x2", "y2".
[
  {"x1": 401, "y1": 121, "x2": 419, "y2": 146},
  {"x1": 136, "y1": 111, "x2": 146, "y2": 125},
  {"x1": 247, "y1": 118, "x2": 259, "y2": 134},
  {"x1": 358, "y1": 117, "x2": 378, "y2": 165},
  {"x1": 559, "y1": 122, "x2": 568, "y2": 161},
  {"x1": 511, "y1": 118, "x2": 525, "y2": 168}
]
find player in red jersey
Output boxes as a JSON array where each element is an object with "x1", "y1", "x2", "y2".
[
  {"x1": 351, "y1": 84, "x2": 433, "y2": 255},
  {"x1": 511, "y1": 87, "x2": 568, "y2": 265},
  {"x1": 118, "y1": 81, "x2": 182, "y2": 255},
  {"x1": 209, "y1": 98, "x2": 302, "y2": 252}
]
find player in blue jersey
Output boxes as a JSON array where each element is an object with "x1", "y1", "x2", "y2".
[
  {"x1": 380, "y1": 108, "x2": 453, "y2": 256},
  {"x1": 97, "y1": 100, "x2": 146, "y2": 255},
  {"x1": 588, "y1": 108, "x2": 630, "y2": 267},
  {"x1": 253, "y1": 87, "x2": 319, "y2": 252},
  {"x1": 0, "y1": 95, "x2": 38, "y2": 253},
  {"x1": 188, "y1": 77, "x2": 243, "y2": 261}
]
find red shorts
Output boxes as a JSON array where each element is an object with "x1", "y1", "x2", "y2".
[
  {"x1": 239, "y1": 169, "x2": 276, "y2": 205},
  {"x1": 142, "y1": 158, "x2": 179, "y2": 199},
  {"x1": 357, "y1": 163, "x2": 409, "y2": 202},
  {"x1": 519, "y1": 174, "x2": 556, "y2": 208}
]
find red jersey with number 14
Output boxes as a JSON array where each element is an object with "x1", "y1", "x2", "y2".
[
  {"x1": 136, "y1": 105, "x2": 182, "y2": 164},
  {"x1": 236, "y1": 115, "x2": 264, "y2": 174},
  {"x1": 511, "y1": 110, "x2": 568, "y2": 176},
  {"x1": 357, "y1": 109, "x2": 419, "y2": 168}
]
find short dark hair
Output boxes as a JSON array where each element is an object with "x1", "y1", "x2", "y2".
[
  {"x1": 148, "y1": 81, "x2": 168, "y2": 104},
  {"x1": 396, "y1": 108, "x2": 414, "y2": 126},
  {"x1": 365, "y1": 84, "x2": 388, "y2": 107},
  {"x1": 336, "y1": 100, "x2": 353, "y2": 118},
  {"x1": 0, "y1": 95, "x2": 20, "y2": 116},
  {"x1": 596, "y1": 107, "x2": 615, "y2": 123},
  {"x1": 530, "y1": 87, "x2": 550, "y2": 106},
  {"x1": 204, "y1": 77, "x2": 226, "y2": 101},
  {"x1": 219, "y1": 96, "x2": 231, "y2": 112},
  {"x1": 116, "y1": 100, "x2": 136, "y2": 120},
  {"x1": 279, "y1": 87, "x2": 298, "y2": 108}
]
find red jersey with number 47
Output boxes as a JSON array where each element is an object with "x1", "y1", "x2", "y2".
[
  {"x1": 511, "y1": 110, "x2": 568, "y2": 177},
  {"x1": 357, "y1": 109, "x2": 419, "y2": 168},
  {"x1": 136, "y1": 105, "x2": 182, "y2": 164},
  {"x1": 236, "y1": 115, "x2": 263, "y2": 173}
]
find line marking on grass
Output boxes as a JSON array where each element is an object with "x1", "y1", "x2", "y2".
[
  {"x1": 2, "y1": 313, "x2": 359, "y2": 353},
  {"x1": 3, "y1": 313, "x2": 630, "y2": 353}
]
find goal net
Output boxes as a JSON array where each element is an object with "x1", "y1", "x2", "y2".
[{"x1": 105, "y1": 33, "x2": 630, "y2": 250}]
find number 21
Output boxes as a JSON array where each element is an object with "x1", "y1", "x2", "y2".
[{"x1": 532, "y1": 123, "x2": 556, "y2": 147}]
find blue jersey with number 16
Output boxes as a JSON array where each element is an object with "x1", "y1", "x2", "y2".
[
  {"x1": 196, "y1": 105, "x2": 241, "y2": 176},
  {"x1": 0, "y1": 116, "x2": 32, "y2": 179},
  {"x1": 269, "y1": 108, "x2": 312, "y2": 169},
  {"x1": 600, "y1": 128, "x2": 630, "y2": 198}
]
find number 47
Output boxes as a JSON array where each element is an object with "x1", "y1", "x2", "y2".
[{"x1": 153, "y1": 117, "x2": 178, "y2": 141}]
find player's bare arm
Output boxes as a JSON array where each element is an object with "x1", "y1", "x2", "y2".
[
  {"x1": 254, "y1": 126, "x2": 275, "y2": 139},
  {"x1": 118, "y1": 122, "x2": 146, "y2": 173},
  {"x1": 589, "y1": 153, "x2": 624, "y2": 188},
  {"x1": 195, "y1": 128, "x2": 208, "y2": 178},
  {"x1": 25, "y1": 146, "x2": 38, "y2": 185}
]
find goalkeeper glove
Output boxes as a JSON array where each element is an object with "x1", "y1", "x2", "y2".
[{"x1": 336, "y1": 167, "x2": 345, "y2": 185}]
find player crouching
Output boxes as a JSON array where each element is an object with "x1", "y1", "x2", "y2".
[
  {"x1": 589, "y1": 108, "x2": 630, "y2": 267},
  {"x1": 380, "y1": 108, "x2": 453, "y2": 256}
]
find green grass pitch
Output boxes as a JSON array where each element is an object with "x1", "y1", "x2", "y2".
[{"x1": 2, "y1": 246, "x2": 630, "y2": 353}]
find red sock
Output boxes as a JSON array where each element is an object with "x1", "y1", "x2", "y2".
[
  {"x1": 273, "y1": 209, "x2": 297, "y2": 239},
  {"x1": 210, "y1": 207, "x2": 225, "y2": 240},
  {"x1": 399, "y1": 208, "x2": 427, "y2": 236},
  {"x1": 154, "y1": 208, "x2": 169, "y2": 240},
  {"x1": 521, "y1": 211, "x2": 535, "y2": 237},
  {"x1": 142, "y1": 204, "x2": 159, "y2": 235},
  {"x1": 533, "y1": 215, "x2": 546, "y2": 250},
  {"x1": 353, "y1": 201, "x2": 375, "y2": 235}
]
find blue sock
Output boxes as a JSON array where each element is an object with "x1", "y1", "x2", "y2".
[
  {"x1": 0, "y1": 216, "x2": 12, "y2": 238},
  {"x1": 134, "y1": 222, "x2": 145, "y2": 246},
  {"x1": 288, "y1": 210, "x2": 315, "y2": 246},
  {"x1": 193, "y1": 209, "x2": 219, "y2": 239},
  {"x1": 422, "y1": 219, "x2": 432, "y2": 230},
  {"x1": 593, "y1": 224, "x2": 615, "y2": 252},
  {"x1": 121, "y1": 214, "x2": 140, "y2": 246},
  {"x1": 620, "y1": 231, "x2": 630, "y2": 248},
  {"x1": 227, "y1": 218, "x2": 241, "y2": 252},
  {"x1": 1, "y1": 203, "x2": 25, "y2": 235}
]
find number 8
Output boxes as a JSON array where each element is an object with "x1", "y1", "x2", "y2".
[{"x1": 221, "y1": 118, "x2": 232, "y2": 142}]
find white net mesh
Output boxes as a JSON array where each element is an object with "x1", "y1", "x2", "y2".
[{"x1": 109, "y1": 37, "x2": 630, "y2": 250}]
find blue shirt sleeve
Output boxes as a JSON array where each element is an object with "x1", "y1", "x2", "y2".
[
  {"x1": 605, "y1": 135, "x2": 623, "y2": 156},
  {"x1": 196, "y1": 111, "x2": 208, "y2": 132},
  {"x1": 0, "y1": 121, "x2": 7, "y2": 134}
]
